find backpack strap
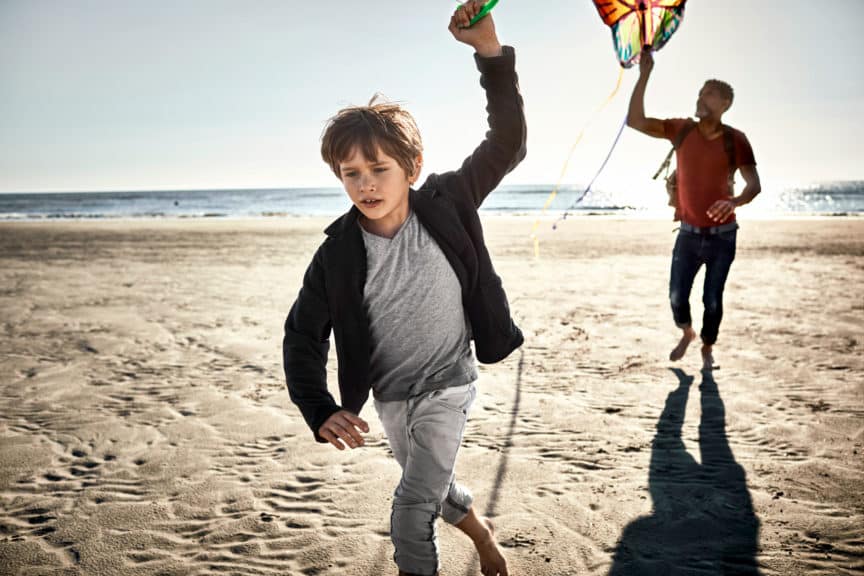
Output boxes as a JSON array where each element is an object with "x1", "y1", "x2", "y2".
[
  {"x1": 652, "y1": 119, "x2": 697, "y2": 180},
  {"x1": 673, "y1": 119, "x2": 697, "y2": 150},
  {"x1": 652, "y1": 148, "x2": 675, "y2": 180},
  {"x1": 721, "y1": 124, "x2": 737, "y2": 194}
]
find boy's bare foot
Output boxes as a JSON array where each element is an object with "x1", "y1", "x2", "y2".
[
  {"x1": 455, "y1": 507, "x2": 508, "y2": 575},
  {"x1": 669, "y1": 326, "x2": 696, "y2": 361},
  {"x1": 701, "y1": 345, "x2": 717, "y2": 371},
  {"x1": 475, "y1": 517, "x2": 508, "y2": 576}
]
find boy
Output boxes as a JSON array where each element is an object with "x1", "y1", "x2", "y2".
[{"x1": 283, "y1": 3, "x2": 524, "y2": 575}]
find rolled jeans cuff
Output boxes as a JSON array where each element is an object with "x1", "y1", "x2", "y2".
[{"x1": 441, "y1": 482, "x2": 473, "y2": 525}]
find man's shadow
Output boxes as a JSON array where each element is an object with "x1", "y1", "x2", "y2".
[{"x1": 608, "y1": 368, "x2": 761, "y2": 575}]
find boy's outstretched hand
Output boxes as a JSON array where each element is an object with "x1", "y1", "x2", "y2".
[
  {"x1": 449, "y1": 1, "x2": 502, "y2": 58},
  {"x1": 319, "y1": 410, "x2": 369, "y2": 450}
]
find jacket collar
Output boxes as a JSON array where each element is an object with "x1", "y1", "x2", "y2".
[{"x1": 324, "y1": 204, "x2": 361, "y2": 238}]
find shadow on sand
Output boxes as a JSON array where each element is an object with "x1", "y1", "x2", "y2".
[
  {"x1": 483, "y1": 348, "x2": 524, "y2": 519},
  {"x1": 460, "y1": 349, "x2": 524, "y2": 576},
  {"x1": 608, "y1": 368, "x2": 761, "y2": 575}
]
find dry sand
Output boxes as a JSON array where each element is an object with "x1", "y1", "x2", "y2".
[{"x1": 0, "y1": 216, "x2": 862, "y2": 575}]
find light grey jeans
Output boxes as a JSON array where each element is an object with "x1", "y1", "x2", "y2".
[{"x1": 374, "y1": 381, "x2": 477, "y2": 576}]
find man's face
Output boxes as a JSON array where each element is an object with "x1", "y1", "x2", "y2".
[
  {"x1": 695, "y1": 84, "x2": 730, "y2": 120},
  {"x1": 338, "y1": 145, "x2": 418, "y2": 230}
]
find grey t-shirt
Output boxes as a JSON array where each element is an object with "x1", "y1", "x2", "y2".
[{"x1": 360, "y1": 211, "x2": 477, "y2": 401}]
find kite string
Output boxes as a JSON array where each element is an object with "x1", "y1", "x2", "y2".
[
  {"x1": 553, "y1": 110, "x2": 628, "y2": 228},
  {"x1": 530, "y1": 67, "x2": 625, "y2": 258}
]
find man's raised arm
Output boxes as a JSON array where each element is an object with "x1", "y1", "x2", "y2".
[{"x1": 627, "y1": 50, "x2": 665, "y2": 139}]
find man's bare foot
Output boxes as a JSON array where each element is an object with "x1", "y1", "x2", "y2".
[
  {"x1": 669, "y1": 326, "x2": 697, "y2": 361},
  {"x1": 475, "y1": 517, "x2": 508, "y2": 576},
  {"x1": 701, "y1": 345, "x2": 717, "y2": 371}
]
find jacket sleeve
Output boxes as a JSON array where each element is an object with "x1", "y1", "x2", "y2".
[
  {"x1": 283, "y1": 245, "x2": 341, "y2": 442},
  {"x1": 437, "y1": 45, "x2": 527, "y2": 209}
]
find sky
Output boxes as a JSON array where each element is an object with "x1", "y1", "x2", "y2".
[{"x1": 1, "y1": 0, "x2": 862, "y2": 196}]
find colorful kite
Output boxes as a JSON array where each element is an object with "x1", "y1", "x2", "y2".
[
  {"x1": 532, "y1": 1, "x2": 688, "y2": 255},
  {"x1": 593, "y1": 0, "x2": 687, "y2": 68}
]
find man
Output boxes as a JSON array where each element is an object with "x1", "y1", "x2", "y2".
[{"x1": 627, "y1": 50, "x2": 761, "y2": 370}]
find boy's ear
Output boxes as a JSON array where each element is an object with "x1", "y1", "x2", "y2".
[{"x1": 409, "y1": 154, "x2": 424, "y2": 184}]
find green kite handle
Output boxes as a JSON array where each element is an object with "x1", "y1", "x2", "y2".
[{"x1": 463, "y1": 0, "x2": 499, "y2": 27}]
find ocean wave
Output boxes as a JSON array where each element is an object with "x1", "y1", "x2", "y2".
[{"x1": 1, "y1": 183, "x2": 862, "y2": 220}]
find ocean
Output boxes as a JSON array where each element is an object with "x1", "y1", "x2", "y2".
[{"x1": 0, "y1": 182, "x2": 862, "y2": 220}]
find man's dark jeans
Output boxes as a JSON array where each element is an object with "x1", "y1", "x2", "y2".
[{"x1": 669, "y1": 227, "x2": 737, "y2": 346}]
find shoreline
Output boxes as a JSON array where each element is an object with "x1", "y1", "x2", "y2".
[{"x1": 0, "y1": 210, "x2": 862, "y2": 225}]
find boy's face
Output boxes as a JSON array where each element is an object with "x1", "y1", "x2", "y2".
[{"x1": 338, "y1": 145, "x2": 420, "y2": 235}]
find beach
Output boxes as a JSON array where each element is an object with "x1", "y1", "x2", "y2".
[{"x1": 1, "y1": 216, "x2": 862, "y2": 575}]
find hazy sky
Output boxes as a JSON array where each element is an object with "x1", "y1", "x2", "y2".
[{"x1": 1, "y1": 0, "x2": 861, "y2": 195}]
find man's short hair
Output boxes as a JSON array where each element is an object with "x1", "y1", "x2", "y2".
[
  {"x1": 321, "y1": 95, "x2": 423, "y2": 179},
  {"x1": 704, "y1": 79, "x2": 734, "y2": 106}
]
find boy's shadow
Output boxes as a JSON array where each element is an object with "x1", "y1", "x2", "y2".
[{"x1": 608, "y1": 368, "x2": 761, "y2": 575}]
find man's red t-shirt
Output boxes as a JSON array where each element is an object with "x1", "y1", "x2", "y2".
[{"x1": 663, "y1": 118, "x2": 756, "y2": 228}]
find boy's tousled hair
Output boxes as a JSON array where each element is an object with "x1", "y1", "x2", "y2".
[
  {"x1": 704, "y1": 79, "x2": 734, "y2": 106},
  {"x1": 321, "y1": 95, "x2": 423, "y2": 180}
]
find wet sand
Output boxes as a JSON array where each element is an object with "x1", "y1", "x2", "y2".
[{"x1": 1, "y1": 216, "x2": 862, "y2": 575}]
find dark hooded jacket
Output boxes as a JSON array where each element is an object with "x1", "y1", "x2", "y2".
[{"x1": 284, "y1": 46, "x2": 526, "y2": 441}]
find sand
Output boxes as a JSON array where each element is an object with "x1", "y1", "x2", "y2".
[{"x1": 0, "y1": 216, "x2": 862, "y2": 575}]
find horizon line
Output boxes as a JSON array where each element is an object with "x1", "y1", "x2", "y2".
[{"x1": 2, "y1": 179, "x2": 864, "y2": 195}]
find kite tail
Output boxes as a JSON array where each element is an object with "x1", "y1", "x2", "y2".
[
  {"x1": 553, "y1": 110, "x2": 629, "y2": 228},
  {"x1": 531, "y1": 67, "x2": 625, "y2": 258}
]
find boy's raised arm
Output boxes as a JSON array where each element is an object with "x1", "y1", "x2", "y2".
[{"x1": 439, "y1": 1, "x2": 527, "y2": 208}]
